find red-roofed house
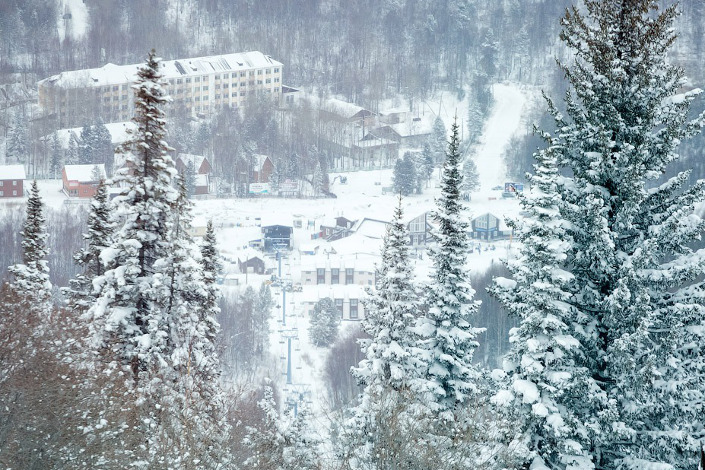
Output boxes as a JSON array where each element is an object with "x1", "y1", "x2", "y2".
[
  {"x1": 0, "y1": 165, "x2": 26, "y2": 198},
  {"x1": 62, "y1": 164, "x2": 107, "y2": 198}
]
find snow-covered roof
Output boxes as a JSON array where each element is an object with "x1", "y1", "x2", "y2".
[
  {"x1": 299, "y1": 284, "x2": 369, "y2": 303},
  {"x1": 353, "y1": 217, "x2": 389, "y2": 239},
  {"x1": 176, "y1": 153, "x2": 207, "y2": 170},
  {"x1": 0, "y1": 165, "x2": 26, "y2": 180},
  {"x1": 64, "y1": 164, "x2": 106, "y2": 182},
  {"x1": 253, "y1": 154, "x2": 271, "y2": 171},
  {"x1": 39, "y1": 51, "x2": 282, "y2": 89}
]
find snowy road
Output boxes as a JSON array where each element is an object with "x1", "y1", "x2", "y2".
[{"x1": 473, "y1": 83, "x2": 527, "y2": 191}]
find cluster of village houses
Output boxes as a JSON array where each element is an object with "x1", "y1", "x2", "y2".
[{"x1": 0, "y1": 50, "x2": 514, "y2": 323}]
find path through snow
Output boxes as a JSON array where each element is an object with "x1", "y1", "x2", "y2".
[{"x1": 473, "y1": 83, "x2": 527, "y2": 192}]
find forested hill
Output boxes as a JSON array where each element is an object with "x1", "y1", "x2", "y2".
[{"x1": 3, "y1": 0, "x2": 705, "y2": 103}]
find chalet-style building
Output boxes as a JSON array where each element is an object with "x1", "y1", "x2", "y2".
[
  {"x1": 406, "y1": 211, "x2": 433, "y2": 247},
  {"x1": 319, "y1": 216, "x2": 356, "y2": 241},
  {"x1": 175, "y1": 153, "x2": 212, "y2": 175},
  {"x1": 62, "y1": 164, "x2": 107, "y2": 198},
  {"x1": 0, "y1": 165, "x2": 26, "y2": 198},
  {"x1": 470, "y1": 212, "x2": 512, "y2": 240},
  {"x1": 238, "y1": 255, "x2": 265, "y2": 275},
  {"x1": 253, "y1": 154, "x2": 274, "y2": 183}
]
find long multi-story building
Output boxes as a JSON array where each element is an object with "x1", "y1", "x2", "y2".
[{"x1": 38, "y1": 51, "x2": 283, "y2": 128}]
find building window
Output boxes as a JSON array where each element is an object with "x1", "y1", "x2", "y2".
[
  {"x1": 12, "y1": 190, "x2": 17, "y2": 196},
  {"x1": 266, "y1": 78, "x2": 271, "y2": 84},
  {"x1": 113, "y1": 96, "x2": 119, "y2": 101},
  {"x1": 317, "y1": 268, "x2": 325, "y2": 285},
  {"x1": 0, "y1": 181, "x2": 3, "y2": 186},
  {"x1": 241, "y1": 82, "x2": 246, "y2": 87},
  {"x1": 345, "y1": 268, "x2": 354, "y2": 285},
  {"x1": 122, "y1": 84, "x2": 128, "y2": 90},
  {"x1": 185, "y1": 78, "x2": 191, "y2": 83},
  {"x1": 215, "y1": 74, "x2": 220, "y2": 79},
  {"x1": 257, "y1": 70, "x2": 263, "y2": 75},
  {"x1": 331, "y1": 268, "x2": 339, "y2": 284},
  {"x1": 215, "y1": 94, "x2": 221, "y2": 99},
  {"x1": 215, "y1": 84, "x2": 220, "y2": 89},
  {"x1": 203, "y1": 95, "x2": 209, "y2": 100},
  {"x1": 0, "y1": 191, "x2": 3, "y2": 196},
  {"x1": 223, "y1": 83, "x2": 229, "y2": 89},
  {"x1": 177, "y1": 78, "x2": 183, "y2": 84},
  {"x1": 335, "y1": 298, "x2": 344, "y2": 317},
  {"x1": 195, "y1": 96, "x2": 200, "y2": 101},
  {"x1": 249, "y1": 71, "x2": 255, "y2": 77},
  {"x1": 350, "y1": 299, "x2": 359, "y2": 319},
  {"x1": 249, "y1": 80, "x2": 255, "y2": 86},
  {"x1": 240, "y1": 91, "x2": 245, "y2": 96},
  {"x1": 195, "y1": 77, "x2": 200, "y2": 82},
  {"x1": 240, "y1": 71, "x2": 246, "y2": 77},
  {"x1": 122, "y1": 105, "x2": 128, "y2": 110},
  {"x1": 266, "y1": 68, "x2": 271, "y2": 74},
  {"x1": 202, "y1": 85, "x2": 208, "y2": 91},
  {"x1": 257, "y1": 80, "x2": 263, "y2": 85},
  {"x1": 232, "y1": 92, "x2": 237, "y2": 97}
]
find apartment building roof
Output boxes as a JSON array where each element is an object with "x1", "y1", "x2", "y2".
[{"x1": 39, "y1": 51, "x2": 282, "y2": 89}]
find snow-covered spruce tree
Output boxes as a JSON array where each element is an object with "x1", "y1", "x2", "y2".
[
  {"x1": 430, "y1": 115, "x2": 447, "y2": 164},
  {"x1": 413, "y1": 117, "x2": 483, "y2": 417},
  {"x1": 64, "y1": 179, "x2": 114, "y2": 313},
  {"x1": 309, "y1": 297, "x2": 341, "y2": 347},
  {"x1": 6, "y1": 109, "x2": 28, "y2": 165},
  {"x1": 393, "y1": 152, "x2": 417, "y2": 196},
  {"x1": 490, "y1": 142, "x2": 600, "y2": 470},
  {"x1": 494, "y1": 2, "x2": 705, "y2": 468},
  {"x1": 313, "y1": 160, "x2": 324, "y2": 196},
  {"x1": 354, "y1": 194, "x2": 420, "y2": 392},
  {"x1": 50, "y1": 131, "x2": 63, "y2": 179},
  {"x1": 344, "y1": 194, "x2": 424, "y2": 468},
  {"x1": 461, "y1": 156, "x2": 480, "y2": 195},
  {"x1": 84, "y1": 51, "x2": 229, "y2": 467},
  {"x1": 244, "y1": 382, "x2": 321, "y2": 470},
  {"x1": 8, "y1": 180, "x2": 52, "y2": 326}
]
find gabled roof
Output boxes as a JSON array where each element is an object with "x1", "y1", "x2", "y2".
[
  {"x1": 176, "y1": 153, "x2": 207, "y2": 170},
  {"x1": 64, "y1": 164, "x2": 106, "y2": 182},
  {"x1": 0, "y1": 165, "x2": 26, "y2": 180},
  {"x1": 253, "y1": 154, "x2": 272, "y2": 171}
]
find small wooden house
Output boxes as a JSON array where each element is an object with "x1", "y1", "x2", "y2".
[
  {"x1": 0, "y1": 165, "x2": 25, "y2": 198},
  {"x1": 62, "y1": 164, "x2": 106, "y2": 198},
  {"x1": 238, "y1": 255, "x2": 265, "y2": 275},
  {"x1": 253, "y1": 155, "x2": 274, "y2": 183}
]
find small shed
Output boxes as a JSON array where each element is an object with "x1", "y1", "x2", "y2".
[
  {"x1": 238, "y1": 255, "x2": 265, "y2": 275},
  {"x1": 253, "y1": 155, "x2": 274, "y2": 183},
  {"x1": 0, "y1": 165, "x2": 26, "y2": 198},
  {"x1": 175, "y1": 153, "x2": 212, "y2": 175},
  {"x1": 62, "y1": 164, "x2": 107, "y2": 198}
]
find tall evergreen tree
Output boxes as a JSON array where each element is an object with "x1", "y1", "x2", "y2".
[
  {"x1": 461, "y1": 156, "x2": 480, "y2": 195},
  {"x1": 8, "y1": 180, "x2": 52, "y2": 327},
  {"x1": 94, "y1": 119, "x2": 114, "y2": 175},
  {"x1": 83, "y1": 51, "x2": 231, "y2": 467},
  {"x1": 354, "y1": 194, "x2": 420, "y2": 392},
  {"x1": 494, "y1": 2, "x2": 705, "y2": 468},
  {"x1": 430, "y1": 115, "x2": 447, "y2": 164},
  {"x1": 6, "y1": 109, "x2": 28, "y2": 165},
  {"x1": 413, "y1": 117, "x2": 483, "y2": 416},
  {"x1": 393, "y1": 152, "x2": 417, "y2": 196},
  {"x1": 64, "y1": 179, "x2": 114, "y2": 313},
  {"x1": 50, "y1": 131, "x2": 63, "y2": 179}
]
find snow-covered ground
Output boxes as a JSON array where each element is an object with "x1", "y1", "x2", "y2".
[{"x1": 57, "y1": 0, "x2": 90, "y2": 43}]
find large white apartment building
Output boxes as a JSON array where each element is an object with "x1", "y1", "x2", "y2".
[{"x1": 38, "y1": 51, "x2": 283, "y2": 127}]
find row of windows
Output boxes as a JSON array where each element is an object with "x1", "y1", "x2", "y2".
[
  {"x1": 0, "y1": 180, "x2": 18, "y2": 186},
  {"x1": 168, "y1": 68, "x2": 280, "y2": 85},
  {"x1": 0, "y1": 190, "x2": 19, "y2": 196},
  {"x1": 316, "y1": 268, "x2": 356, "y2": 285},
  {"x1": 168, "y1": 77, "x2": 279, "y2": 92},
  {"x1": 333, "y1": 298, "x2": 359, "y2": 319}
]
